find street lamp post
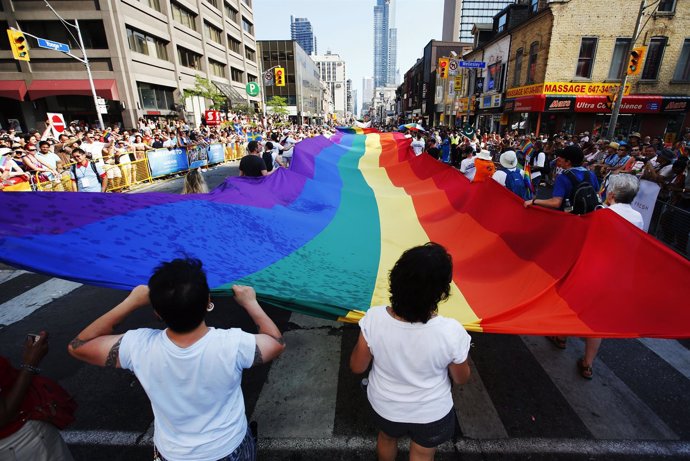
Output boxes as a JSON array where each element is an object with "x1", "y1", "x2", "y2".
[{"x1": 44, "y1": 0, "x2": 104, "y2": 130}]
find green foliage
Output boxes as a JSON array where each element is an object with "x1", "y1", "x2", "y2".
[
  {"x1": 183, "y1": 75, "x2": 227, "y2": 109},
  {"x1": 267, "y1": 96, "x2": 289, "y2": 117}
]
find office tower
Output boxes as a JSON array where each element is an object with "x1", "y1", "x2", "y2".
[
  {"x1": 290, "y1": 16, "x2": 316, "y2": 55},
  {"x1": 373, "y1": 0, "x2": 397, "y2": 87},
  {"x1": 313, "y1": 52, "x2": 347, "y2": 117},
  {"x1": 442, "y1": 0, "x2": 514, "y2": 42}
]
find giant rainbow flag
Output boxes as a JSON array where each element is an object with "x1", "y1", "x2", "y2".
[{"x1": 1, "y1": 129, "x2": 689, "y2": 338}]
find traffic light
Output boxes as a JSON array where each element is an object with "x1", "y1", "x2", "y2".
[
  {"x1": 627, "y1": 46, "x2": 646, "y2": 76},
  {"x1": 7, "y1": 29, "x2": 30, "y2": 62},
  {"x1": 274, "y1": 67, "x2": 285, "y2": 86},
  {"x1": 438, "y1": 58, "x2": 449, "y2": 79}
]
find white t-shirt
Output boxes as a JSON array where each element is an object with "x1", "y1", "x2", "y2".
[
  {"x1": 81, "y1": 141, "x2": 106, "y2": 161},
  {"x1": 359, "y1": 306, "x2": 471, "y2": 424},
  {"x1": 410, "y1": 139, "x2": 425, "y2": 156},
  {"x1": 459, "y1": 157, "x2": 476, "y2": 181},
  {"x1": 530, "y1": 151, "x2": 546, "y2": 179},
  {"x1": 281, "y1": 136, "x2": 297, "y2": 158},
  {"x1": 119, "y1": 327, "x2": 255, "y2": 461},
  {"x1": 608, "y1": 203, "x2": 644, "y2": 229}
]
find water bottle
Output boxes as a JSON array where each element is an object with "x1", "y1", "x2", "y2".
[{"x1": 563, "y1": 198, "x2": 573, "y2": 213}]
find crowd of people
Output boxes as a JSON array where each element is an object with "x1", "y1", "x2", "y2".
[{"x1": 0, "y1": 113, "x2": 333, "y2": 192}]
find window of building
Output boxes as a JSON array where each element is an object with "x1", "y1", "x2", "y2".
[
  {"x1": 209, "y1": 59, "x2": 226, "y2": 78},
  {"x1": 241, "y1": 0, "x2": 251, "y2": 7},
  {"x1": 126, "y1": 27, "x2": 168, "y2": 60},
  {"x1": 575, "y1": 37, "x2": 597, "y2": 79},
  {"x1": 177, "y1": 46, "x2": 201, "y2": 69},
  {"x1": 244, "y1": 46, "x2": 255, "y2": 61},
  {"x1": 657, "y1": 0, "x2": 676, "y2": 12},
  {"x1": 247, "y1": 74, "x2": 257, "y2": 83},
  {"x1": 137, "y1": 82, "x2": 175, "y2": 110},
  {"x1": 204, "y1": 22, "x2": 222, "y2": 44},
  {"x1": 241, "y1": 17, "x2": 253, "y2": 35},
  {"x1": 228, "y1": 35, "x2": 241, "y2": 53},
  {"x1": 607, "y1": 38, "x2": 631, "y2": 80},
  {"x1": 529, "y1": 0, "x2": 539, "y2": 13},
  {"x1": 224, "y1": 3, "x2": 238, "y2": 22},
  {"x1": 205, "y1": 0, "x2": 219, "y2": 9},
  {"x1": 497, "y1": 14, "x2": 506, "y2": 33},
  {"x1": 20, "y1": 20, "x2": 108, "y2": 49},
  {"x1": 171, "y1": 2, "x2": 197, "y2": 31},
  {"x1": 641, "y1": 37, "x2": 667, "y2": 80},
  {"x1": 527, "y1": 41, "x2": 538, "y2": 84},
  {"x1": 673, "y1": 38, "x2": 690, "y2": 82},
  {"x1": 231, "y1": 67, "x2": 243, "y2": 82},
  {"x1": 513, "y1": 48, "x2": 523, "y2": 86},
  {"x1": 135, "y1": 0, "x2": 162, "y2": 12}
]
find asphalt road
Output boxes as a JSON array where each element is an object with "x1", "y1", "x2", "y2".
[{"x1": 2, "y1": 159, "x2": 690, "y2": 460}]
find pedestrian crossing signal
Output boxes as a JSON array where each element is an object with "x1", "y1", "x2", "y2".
[
  {"x1": 7, "y1": 29, "x2": 30, "y2": 62},
  {"x1": 274, "y1": 67, "x2": 285, "y2": 87},
  {"x1": 627, "y1": 46, "x2": 646, "y2": 76},
  {"x1": 438, "y1": 58, "x2": 449, "y2": 79}
]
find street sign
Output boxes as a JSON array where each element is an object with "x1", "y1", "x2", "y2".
[
  {"x1": 47, "y1": 112, "x2": 65, "y2": 138},
  {"x1": 37, "y1": 38, "x2": 70, "y2": 53},
  {"x1": 458, "y1": 61, "x2": 486, "y2": 69},
  {"x1": 96, "y1": 97, "x2": 108, "y2": 115},
  {"x1": 246, "y1": 81, "x2": 260, "y2": 97},
  {"x1": 263, "y1": 70, "x2": 274, "y2": 87}
]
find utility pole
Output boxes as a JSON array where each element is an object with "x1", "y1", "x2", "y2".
[{"x1": 606, "y1": 0, "x2": 647, "y2": 138}]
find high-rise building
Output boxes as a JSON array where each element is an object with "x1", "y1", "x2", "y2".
[
  {"x1": 290, "y1": 16, "x2": 317, "y2": 55},
  {"x1": 442, "y1": 0, "x2": 514, "y2": 42},
  {"x1": 0, "y1": 0, "x2": 259, "y2": 129},
  {"x1": 373, "y1": 0, "x2": 397, "y2": 87},
  {"x1": 313, "y1": 52, "x2": 347, "y2": 117},
  {"x1": 362, "y1": 77, "x2": 374, "y2": 113}
]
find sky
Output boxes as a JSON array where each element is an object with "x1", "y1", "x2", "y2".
[{"x1": 253, "y1": 0, "x2": 444, "y2": 114}]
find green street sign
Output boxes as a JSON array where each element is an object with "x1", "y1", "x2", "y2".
[{"x1": 246, "y1": 82, "x2": 260, "y2": 97}]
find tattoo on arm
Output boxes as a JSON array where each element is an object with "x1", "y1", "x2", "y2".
[
  {"x1": 69, "y1": 337, "x2": 90, "y2": 350},
  {"x1": 252, "y1": 344, "x2": 264, "y2": 367},
  {"x1": 105, "y1": 338, "x2": 122, "y2": 368}
]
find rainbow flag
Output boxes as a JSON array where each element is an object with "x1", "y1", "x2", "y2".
[
  {"x1": 1, "y1": 130, "x2": 689, "y2": 337},
  {"x1": 521, "y1": 140, "x2": 535, "y2": 197}
]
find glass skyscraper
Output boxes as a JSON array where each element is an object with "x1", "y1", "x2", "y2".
[
  {"x1": 447, "y1": 0, "x2": 514, "y2": 42},
  {"x1": 373, "y1": 0, "x2": 397, "y2": 87},
  {"x1": 290, "y1": 16, "x2": 316, "y2": 55}
]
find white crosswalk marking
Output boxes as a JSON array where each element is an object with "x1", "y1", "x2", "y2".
[
  {"x1": 250, "y1": 314, "x2": 341, "y2": 437},
  {"x1": 521, "y1": 335, "x2": 678, "y2": 440},
  {"x1": 638, "y1": 338, "x2": 690, "y2": 380},
  {"x1": 0, "y1": 278, "x2": 82, "y2": 326},
  {"x1": 0, "y1": 269, "x2": 26, "y2": 284}
]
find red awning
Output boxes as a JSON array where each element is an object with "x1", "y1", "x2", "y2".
[
  {"x1": 0, "y1": 80, "x2": 28, "y2": 101},
  {"x1": 28, "y1": 79, "x2": 119, "y2": 101},
  {"x1": 575, "y1": 95, "x2": 662, "y2": 114},
  {"x1": 504, "y1": 94, "x2": 545, "y2": 113}
]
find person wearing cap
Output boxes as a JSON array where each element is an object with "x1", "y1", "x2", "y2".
[
  {"x1": 472, "y1": 149, "x2": 496, "y2": 183},
  {"x1": 524, "y1": 145, "x2": 598, "y2": 211},
  {"x1": 628, "y1": 132, "x2": 642, "y2": 149},
  {"x1": 642, "y1": 148, "x2": 676, "y2": 184}
]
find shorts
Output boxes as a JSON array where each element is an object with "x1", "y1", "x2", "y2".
[{"x1": 372, "y1": 408, "x2": 456, "y2": 448}]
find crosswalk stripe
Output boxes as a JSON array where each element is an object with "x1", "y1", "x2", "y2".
[
  {"x1": 0, "y1": 278, "x2": 82, "y2": 326},
  {"x1": 0, "y1": 269, "x2": 26, "y2": 284},
  {"x1": 521, "y1": 335, "x2": 678, "y2": 440},
  {"x1": 453, "y1": 357, "x2": 508, "y2": 439},
  {"x1": 250, "y1": 314, "x2": 341, "y2": 437},
  {"x1": 638, "y1": 338, "x2": 690, "y2": 380}
]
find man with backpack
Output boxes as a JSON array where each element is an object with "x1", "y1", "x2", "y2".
[
  {"x1": 69, "y1": 148, "x2": 108, "y2": 192},
  {"x1": 492, "y1": 151, "x2": 531, "y2": 200},
  {"x1": 524, "y1": 145, "x2": 600, "y2": 215}
]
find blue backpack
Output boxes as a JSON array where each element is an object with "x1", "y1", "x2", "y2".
[{"x1": 502, "y1": 168, "x2": 530, "y2": 200}]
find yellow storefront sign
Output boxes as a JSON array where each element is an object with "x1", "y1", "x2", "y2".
[{"x1": 506, "y1": 82, "x2": 631, "y2": 98}]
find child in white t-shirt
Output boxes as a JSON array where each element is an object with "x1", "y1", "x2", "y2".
[{"x1": 350, "y1": 243, "x2": 472, "y2": 460}]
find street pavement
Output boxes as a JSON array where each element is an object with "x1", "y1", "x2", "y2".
[{"x1": 1, "y1": 161, "x2": 690, "y2": 460}]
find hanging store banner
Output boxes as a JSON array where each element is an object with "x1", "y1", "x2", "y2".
[{"x1": 575, "y1": 96, "x2": 661, "y2": 114}]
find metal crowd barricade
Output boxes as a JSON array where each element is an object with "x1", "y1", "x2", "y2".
[{"x1": 648, "y1": 199, "x2": 690, "y2": 259}]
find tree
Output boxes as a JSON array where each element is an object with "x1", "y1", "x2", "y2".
[
  {"x1": 183, "y1": 75, "x2": 227, "y2": 109},
  {"x1": 266, "y1": 96, "x2": 289, "y2": 117}
]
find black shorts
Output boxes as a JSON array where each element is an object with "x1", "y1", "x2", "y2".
[{"x1": 372, "y1": 408, "x2": 456, "y2": 448}]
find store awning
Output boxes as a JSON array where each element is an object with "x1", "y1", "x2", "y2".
[
  {"x1": 575, "y1": 95, "x2": 661, "y2": 114},
  {"x1": 28, "y1": 79, "x2": 119, "y2": 101},
  {"x1": 503, "y1": 94, "x2": 545, "y2": 113},
  {"x1": 213, "y1": 82, "x2": 246, "y2": 105},
  {"x1": 0, "y1": 80, "x2": 28, "y2": 101}
]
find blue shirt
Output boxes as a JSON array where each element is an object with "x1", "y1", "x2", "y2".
[{"x1": 553, "y1": 167, "x2": 599, "y2": 200}]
